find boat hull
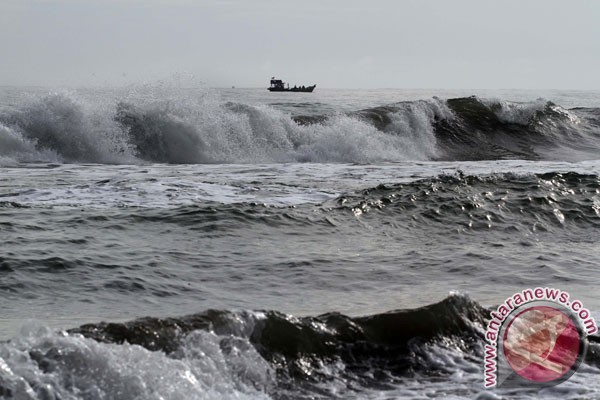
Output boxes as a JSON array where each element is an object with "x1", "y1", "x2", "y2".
[{"x1": 268, "y1": 85, "x2": 316, "y2": 93}]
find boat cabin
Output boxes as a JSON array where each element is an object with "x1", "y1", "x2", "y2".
[{"x1": 270, "y1": 79, "x2": 286, "y2": 90}]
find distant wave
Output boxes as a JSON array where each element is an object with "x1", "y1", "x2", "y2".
[
  {"x1": 0, "y1": 93, "x2": 599, "y2": 165},
  {"x1": 436, "y1": 97, "x2": 600, "y2": 160},
  {"x1": 0, "y1": 94, "x2": 132, "y2": 164},
  {"x1": 114, "y1": 101, "x2": 210, "y2": 163}
]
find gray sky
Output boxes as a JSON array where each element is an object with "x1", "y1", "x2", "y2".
[{"x1": 2, "y1": 0, "x2": 600, "y2": 89}]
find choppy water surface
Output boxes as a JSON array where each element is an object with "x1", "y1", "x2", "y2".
[{"x1": 1, "y1": 87, "x2": 600, "y2": 399}]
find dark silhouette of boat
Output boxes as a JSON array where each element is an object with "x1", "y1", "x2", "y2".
[{"x1": 268, "y1": 78, "x2": 316, "y2": 92}]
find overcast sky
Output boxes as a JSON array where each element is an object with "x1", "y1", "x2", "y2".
[{"x1": 1, "y1": 0, "x2": 600, "y2": 89}]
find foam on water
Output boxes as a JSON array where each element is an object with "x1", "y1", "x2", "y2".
[
  {"x1": 0, "y1": 323, "x2": 273, "y2": 400},
  {"x1": 0, "y1": 164, "x2": 339, "y2": 208}
]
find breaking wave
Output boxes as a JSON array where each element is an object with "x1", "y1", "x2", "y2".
[
  {"x1": 0, "y1": 92, "x2": 599, "y2": 165},
  {"x1": 1, "y1": 294, "x2": 599, "y2": 399},
  {"x1": 0, "y1": 94, "x2": 132, "y2": 164}
]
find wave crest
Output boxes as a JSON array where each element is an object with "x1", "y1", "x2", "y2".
[
  {"x1": 0, "y1": 92, "x2": 598, "y2": 165},
  {"x1": 2, "y1": 295, "x2": 599, "y2": 398},
  {"x1": 115, "y1": 101, "x2": 209, "y2": 163},
  {"x1": 0, "y1": 93, "x2": 132, "y2": 164}
]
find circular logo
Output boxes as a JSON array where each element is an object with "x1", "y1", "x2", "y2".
[{"x1": 502, "y1": 305, "x2": 583, "y2": 383}]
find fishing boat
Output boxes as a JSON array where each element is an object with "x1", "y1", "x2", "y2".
[{"x1": 268, "y1": 78, "x2": 316, "y2": 92}]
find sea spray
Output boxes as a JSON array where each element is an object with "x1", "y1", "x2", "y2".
[{"x1": 0, "y1": 90, "x2": 598, "y2": 165}]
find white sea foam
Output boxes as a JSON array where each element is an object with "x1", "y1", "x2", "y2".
[
  {"x1": 0, "y1": 90, "x2": 453, "y2": 165},
  {"x1": 0, "y1": 123, "x2": 61, "y2": 164},
  {"x1": 0, "y1": 323, "x2": 273, "y2": 400},
  {"x1": 0, "y1": 88, "x2": 597, "y2": 165}
]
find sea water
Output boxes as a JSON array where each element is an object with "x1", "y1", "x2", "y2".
[{"x1": 0, "y1": 86, "x2": 599, "y2": 399}]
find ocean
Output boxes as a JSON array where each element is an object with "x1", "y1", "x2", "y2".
[{"x1": 0, "y1": 86, "x2": 599, "y2": 399}]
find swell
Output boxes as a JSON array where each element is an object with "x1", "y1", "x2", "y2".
[
  {"x1": 134, "y1": 171, "x2": 600, "y2": 234},
  {"x1": 1, "y1": 92, "x2": 598, "y2": 165},
  {"x1": 327, "y1": 171, "x2": 600, "y2": 233},
  {"x1": 0, "y1": 172, "x2": 597, "y2": 234}
]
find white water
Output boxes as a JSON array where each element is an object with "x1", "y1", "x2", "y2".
[
  {"x1": 0, "y1": 89, "x2": 451, "y2": 165},
  {"x1": 0, "y1": 323, "x2": 273, "y2": 400},
  {"x1": 2, "y1": 87, "x2": 600, "y2": 399}
]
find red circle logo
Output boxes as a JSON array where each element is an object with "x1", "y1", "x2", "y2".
[{"x1": 503, "y1": 306, "x2": 581, "y2": 383}]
